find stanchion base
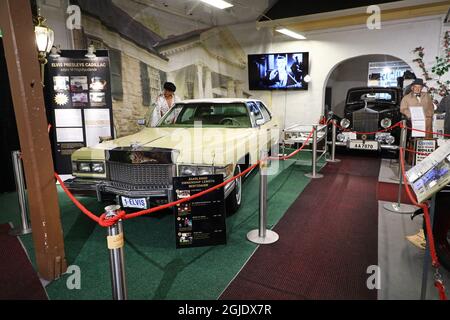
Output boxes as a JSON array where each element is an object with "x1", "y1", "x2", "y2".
[
  {"x1": 9, "y1": 227, "x2": 32, "y2": 236},
  {"x1": 247, "y1": 229, "x2": 279, "y2": 244},
  {"x1": 383, "y1": 202, "x2": 417, "y2": 214},
  {"x1": 326, "y1": 158, "x2": 341, "y2": 163},
  {"x1": 305, "y1": 173, "x2": 324, "y2": 179}
]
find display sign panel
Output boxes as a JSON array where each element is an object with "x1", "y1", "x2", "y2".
[
  {"x1": 45, "y1": 50, "x2": 115, "y2": 173},
  {"x1": 406, "y1": 140, "x2": 450, "y2": 203},
  {"x1": 414, "y1": 139, "x2": 437, "y2": 165},
  {"x1": 173, "y1": 175, "x2": 226, "y2": 248}
]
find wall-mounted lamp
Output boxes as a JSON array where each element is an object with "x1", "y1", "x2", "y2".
[
  {"x1": 34, "y1": 9, "x2": 54, "y2": 80},
  {"x1": 85, "y1": 44, "x2": 97, "y2": 58}
]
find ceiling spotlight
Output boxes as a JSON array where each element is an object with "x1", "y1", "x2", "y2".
[
  {"x1": 276, "y1": 28, "x2": 306, "y2": 40},
  {"x1": 200, "y1": 0, "x2": 233, "y2": 10}
]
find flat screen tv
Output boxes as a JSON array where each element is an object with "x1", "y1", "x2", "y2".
[{"x1": 248, "y1": 52, "x2": 309, "y2": 90}]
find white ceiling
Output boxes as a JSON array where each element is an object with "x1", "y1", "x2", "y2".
[{"x1": 113, "y1": 0, "x2": 275, "y2": 29}]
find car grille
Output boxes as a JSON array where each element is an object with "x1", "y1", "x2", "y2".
[
  {"x1": 353, "y1": 111, "x2": 379, "y2": 133},
  {"x1": 107, "y1": 161, "x2": 174, "y2": 188}
]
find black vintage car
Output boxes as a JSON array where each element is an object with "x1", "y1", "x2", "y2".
[{"x1": 332, "y1": 87, "x2": 403, "y2": 153}]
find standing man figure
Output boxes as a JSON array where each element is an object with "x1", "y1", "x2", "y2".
[
  {"x1": 149, "y1": 82, "x2": 179, "y2": 127},
  {"x1": 400, "y1": 78, "x2": 434, "y2": 138},
  {"x1": 436, "y1": 94, "x2": 450, "y2": 135}
]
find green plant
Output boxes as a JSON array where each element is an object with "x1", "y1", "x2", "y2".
[{"x1": 413, "y1": 31, "x2": 450, "y2": 102}]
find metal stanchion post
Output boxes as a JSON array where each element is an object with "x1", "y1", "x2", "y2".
[
  {"x1": 305, "y1": 126, "x2": 324, "y2": 179},
  {"x1": 383, "y1": 120, "x2": 416, "y2": 213},
  {"x1": 9, "y1": 151, "x2": 32, "y2": 236},
  {"x1": 327, "y1": 120, "x2": 341, "y2": 163},
  {"x1": 281, "y1": 130, "x2": 286, "y2": 159},
  {"x1": 105, "y1": 205, "x2": 128, "y2": 300},
  {"x1": 247, "y1": 150, "x2": 279, "y2": 244}
]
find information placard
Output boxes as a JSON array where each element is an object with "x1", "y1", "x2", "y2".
[
  {"x1": 173, "y1": 175, "x2": 226, "y2": 248},
  {"x1": 45, "y1": 50, "x2": 114, "y2": 174},
  {"x1": 414, "y1": 139, "x2": 437, "y2": 165}
]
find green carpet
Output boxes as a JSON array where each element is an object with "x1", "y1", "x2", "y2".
[{"x1": 0, "y1": 152, "x2": 323, "y2": 300}]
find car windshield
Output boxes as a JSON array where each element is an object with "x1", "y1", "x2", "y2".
[
  {"x1": 156, "y1": 103, "x2": 252, "y2": 128},
  {"x1": 347, "y1": 90, "x2": 396, "y2": 104}
]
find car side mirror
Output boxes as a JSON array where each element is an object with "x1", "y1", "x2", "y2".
[{"x1": 255, "y1": 119, "x2": 265, "y2": 126}]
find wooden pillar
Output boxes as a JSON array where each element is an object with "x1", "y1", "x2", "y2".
[{"x1": 0, "y1": 0, "x2": 66, "y2": 280}]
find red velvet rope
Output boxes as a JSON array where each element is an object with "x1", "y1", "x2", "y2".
[
  {"x1": 435, "y1": 280, "x2": 448, "y2": 300},
  {"x1": 55, "y1": 128, "x2": 316, "y2": 225},
  {"x1": 269, "y1": 129, "x2": 314, "y2": 161},
  {"x1": 399, "y1": 147, "x2": 447, "y2": 300},
  {"x1": 332, "y1": 120, "x2": 401, "y2": 135},
  {"x1": 403, "y1": 125, "x2": 450, "y2": 137}
]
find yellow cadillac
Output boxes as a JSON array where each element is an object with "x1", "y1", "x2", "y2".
[{"x1": 65, "y1": 99, "x2": 279, "y2": 215}]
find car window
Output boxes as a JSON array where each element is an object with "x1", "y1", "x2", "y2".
[
  {"x1": 347, "y1": 90, "x2": 396, "y2": 104},
  {"x1": 157, "y1": 103, "x2": 251, "y2": 128},
  {"x1": 257, "y1": 102, "x2": 272, "y2": 121},
  {"x1": 247, "y1": 102, "x2": 264, "y2": 122}
]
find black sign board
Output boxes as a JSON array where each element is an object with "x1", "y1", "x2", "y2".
[
  {"x1": 44, "y1": 50, "x2": 114, "y2": 174},
  {"x1": 173, "y1": 174, "x2": 226, "y2": 248}
]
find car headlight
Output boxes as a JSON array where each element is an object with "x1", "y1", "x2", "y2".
[
  {"x1": 179, "y1": 164, "x2": 233, "y2": 178},
  {"x1": 78, "y1": 162, "x2": 92, "y2": 173},
  {"x1": 381, "y1": 118, "x2": 392, "y2": 129},
  {"x1": 92, "y1": 162, "x2": 105, "y2": 174},
  {"x1": 197, "y1": 166, "x2": 214, "y2": 176},
  {"x1": 179, "y1": 165, "x2": 197, "y2": 176},
  {"x1": 337, "y1": 133, "x2": 346, "y2": 142},
  {"x1": 385, "y1": 135, "x2": 395, "y2": 144},
  {"x1": 340, "y1": 118, "x2": 350, "y2": 129}
]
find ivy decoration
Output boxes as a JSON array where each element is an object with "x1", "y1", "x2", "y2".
[{"x1": 412, "y1": 31, "x2": 450, "y2": 98}]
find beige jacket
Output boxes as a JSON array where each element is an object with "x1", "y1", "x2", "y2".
[{"x1": 400, "y1": 92, "x2": 434, "y2": 119}]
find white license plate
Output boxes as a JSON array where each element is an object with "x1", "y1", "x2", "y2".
[
  {"x1": 121, "y1": 196, "x2": 147, "y2": 209},
  {"x1": 349, "y1": 140, "x2": 378, "y2": 150}
]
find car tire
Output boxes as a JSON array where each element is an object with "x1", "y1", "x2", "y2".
[{"x1": 226, "y1": 165, "x2": 242, "y2": 216}]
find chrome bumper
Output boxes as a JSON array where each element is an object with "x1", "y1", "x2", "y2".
[
  {"x1": 63, "y1": 177, "x2": 235, "y2": 202},
  {"x1": 328, "y1": 141, "x2": 399, "y2": 150}
]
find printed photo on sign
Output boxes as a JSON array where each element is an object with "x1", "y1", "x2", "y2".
[
  {"x1": 71, "y1": 93, "x2": 89, "y2": 107},
  {"x1": 53, "y1": 76, "x2": 70, "y2": 92},
  {"x1": 54, "y1": 92, "x2": 70, "y2": 107},
  {"x1": 90, "y1": 76, "x2": 107, "y2": 91},
  {"x1": 179, "y1": 232, "x2": 193, "y2": 245},
  {"x1": 177, "y1": 217, "x2": 192, "y2": 230},
  {"x1": 70, "y1": 76, "x2": 88, "y2": 92},
  {"x1": 177, "y1": 203, "x2": 191, "y2": 216},
  {"x1": 54, "y1": 109, "x2": 82, "y2": 127},
  {"x1": 56, "y1": 127, "x2": 84, "y2": 143},
  {"x1": 90, "y1": 92, "x2": 106, "y2": 106}
]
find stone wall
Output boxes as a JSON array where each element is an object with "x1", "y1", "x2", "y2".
[{"x1": 81, "y1": 15, "x2": 167, "y2": 137}]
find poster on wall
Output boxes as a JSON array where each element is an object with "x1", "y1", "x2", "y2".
[
  {"x1": 173, "y1": 175, "x2": 226, "y2": 249},
  {"x1": 45, "y1": 50, "x2": 114, "y2": 174}
]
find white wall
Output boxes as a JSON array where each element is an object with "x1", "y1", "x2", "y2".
[
  {"x1": 328, "y1": 54, "x2": 404, "y2": 117},
  {"x1": 229, "y1": 15, "x2": 445, "y2": 129},
  {"x1": 38, "y1": 0, "x2": 74, "y2": 50}
]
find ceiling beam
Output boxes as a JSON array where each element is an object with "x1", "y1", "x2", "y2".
[{"x1": 258, "y1": 0, "x2": 450, "y2": 32}]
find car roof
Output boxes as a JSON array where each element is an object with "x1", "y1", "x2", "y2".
[
  {"x1": 349, "y1": 86, "x2": 401, "y2": 91},
  {"x1": 177, "y1": 98, "x2": 263, "y2": 104}
]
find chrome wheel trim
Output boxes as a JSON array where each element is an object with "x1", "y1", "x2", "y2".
[{"x1": 235, "y1": 166, "x2": 242, "y2": 205}]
